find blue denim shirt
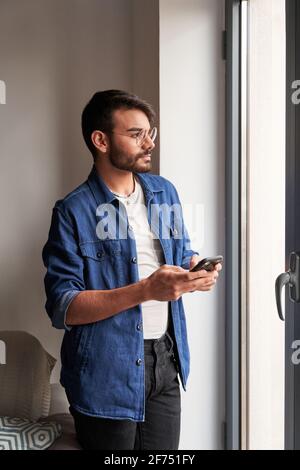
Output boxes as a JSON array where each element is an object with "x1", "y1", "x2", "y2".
[{"x1": 42, "y1": 165, "x2": 199, "y2": 420}]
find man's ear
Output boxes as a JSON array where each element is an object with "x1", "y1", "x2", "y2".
[{"x1": 91, "y1": 130, "x2": 109, "y2": 154}]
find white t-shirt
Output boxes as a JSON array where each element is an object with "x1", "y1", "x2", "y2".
[{"x1": 112, "y1": 176, "x2": 168, "y2": 339}]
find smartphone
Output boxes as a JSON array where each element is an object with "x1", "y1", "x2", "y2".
[{"x1": 189, "y1": 255, "x2": 223, "y2": 272}]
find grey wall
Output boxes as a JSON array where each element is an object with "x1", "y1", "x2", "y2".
[
  {"x1": 132, "y1": 0, "x2": 160, "y2": 174},
  {"x1": 0, "y1": 0, "x2": 224, "y2": 450},
  {"x1": 0, "y1": 0, "x2": 159, "y2": 382}
]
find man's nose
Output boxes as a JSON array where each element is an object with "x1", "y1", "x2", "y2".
[{"x1": 142, "y1": 135, "x2": 155, "y2": 151}]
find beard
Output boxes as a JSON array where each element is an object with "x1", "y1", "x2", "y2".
[{"x1": 108, "y1": 139, "x2": 152, "y2": 173}]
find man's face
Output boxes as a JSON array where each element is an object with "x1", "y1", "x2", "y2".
[{"x1": 106, "y1": 108, "x2": 155, "y2": 173}]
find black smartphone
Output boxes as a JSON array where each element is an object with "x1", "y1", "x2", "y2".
[{"x1": 189, "y1": 255, "x2": 223, "y2": 272}]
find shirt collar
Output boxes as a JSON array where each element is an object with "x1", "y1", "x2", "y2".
[{"x1": 87, "y1": 165, "x2": 164, "y2": 207}]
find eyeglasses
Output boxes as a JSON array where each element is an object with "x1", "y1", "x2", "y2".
[{"x1": 109, "y1": 127, "x2": 157, "y2": 146}]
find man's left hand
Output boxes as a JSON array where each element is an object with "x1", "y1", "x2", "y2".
[{"x1": 188, "y1": 255, "x2": 222, "y2": 292}]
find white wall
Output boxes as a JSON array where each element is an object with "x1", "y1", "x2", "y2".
[
  {"x1": 247, "y1": 0, "x2": 285, "y2": 450},
  {"x1": 159, "y1": 0, "x2": 226, "y2": 449}
]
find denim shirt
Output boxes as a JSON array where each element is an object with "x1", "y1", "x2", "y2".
[{"x1": 42, "y1": 165, "x2": 199, "y2": 420}]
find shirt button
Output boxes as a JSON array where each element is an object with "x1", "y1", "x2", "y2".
[
  {"x1": 136, "y1": 358, "x2": 142, "y2": 366},
  {"x1": 128, "y1": 225, "x2": 134, "y2": 231},
  {"x1": 131, "y1": 257, "x2": 137, "y2": 263},
  {"x1": 137, "y1": 323, "x2": 142, "y2": 331},
  {"x1": 97, "y1": 252, "x2": 103, "y2": 258}
]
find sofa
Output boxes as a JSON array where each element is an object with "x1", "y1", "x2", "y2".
[{"x1": 0, "y1": 330, "x2": 81, "y2": 450}]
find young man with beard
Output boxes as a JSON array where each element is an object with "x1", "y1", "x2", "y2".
[{"x1": 42, "y1": 90, "x2": 222, "y2": 450}]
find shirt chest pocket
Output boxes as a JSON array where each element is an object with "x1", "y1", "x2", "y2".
[
  {"x1": 79, "y1": 240, "x2": 124, "y2": 288},
  {"x1": 79, "y1": 240, "x2": 122, "y2": 260}
]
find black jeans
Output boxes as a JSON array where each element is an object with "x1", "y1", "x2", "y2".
[{"x1": 70, "y1": 331, "x2": 181, "y2": 450}]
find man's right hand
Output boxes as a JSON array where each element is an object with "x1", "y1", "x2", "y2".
[{"x1": 143, "y1": 264, "x2": 218, "y2": 302}]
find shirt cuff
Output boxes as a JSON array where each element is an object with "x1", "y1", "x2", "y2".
[{"x1": 52, "y1": 290, "x2": 82, "y2": 331}]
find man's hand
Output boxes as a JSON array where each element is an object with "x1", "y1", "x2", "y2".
[
  {"x1": 67, "y1": 257, "x2": 223, "y2": 326},
  {"x1": 144, "y1": 260, "x2": 222, "y2": 302},
  {"x1": 189, "y1": 255, "x2": 222, "y2": 292}
]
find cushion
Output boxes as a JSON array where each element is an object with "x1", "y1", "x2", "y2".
[
  {"x1": 0, "y1": 331, "x2": 56, "y2": 421},
  {"x1": 0, "y1": 416, "x2": 62, "y2": 450}
]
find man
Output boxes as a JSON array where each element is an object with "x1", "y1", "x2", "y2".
[{"x1": 42, "y1": 90, "x2": 222, "y2": 450}]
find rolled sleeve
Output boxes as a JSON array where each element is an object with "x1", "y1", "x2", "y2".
[
  {"x1": 42, "y1": 206, "x2": 85, "y2": 331},
  {"x1": 52, "y1": 290, "x2": 82, "y2": 331}
]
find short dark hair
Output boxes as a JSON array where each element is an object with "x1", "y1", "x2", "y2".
[{"x1": 81, "y1": 89, "x2": 156, "y2": 157}]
